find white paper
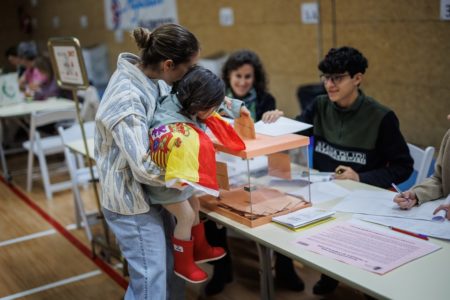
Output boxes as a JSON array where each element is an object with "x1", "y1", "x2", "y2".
[
  {"x1": 299, "y1": 172, "x2": 334, "y2": 183},
  {"x1": 332, "y1": 190, "x2": 446, "y2": 221},
  {"x1": 288, "y1": 181, "x2": 350, "y2": 204},
  {"x1": 272, "y1": 207, "x2": 334, "y2": 228},
  {"x1": 254, "y1": 117, "x2": 312, "y2": 136},
  {"x1": 356, "y1": 214, "x2": 450, "y2": 240},
  {"x1": 295, "y1": 220, "x2": 441, "y2": 275}
]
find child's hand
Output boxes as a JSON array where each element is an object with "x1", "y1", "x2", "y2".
[
  {"x1": 224, "y1": 96, "x2": 233, "y2": 109},
  {"x1": 240, "y1": 105, "x2": 250, "y2": 117}
]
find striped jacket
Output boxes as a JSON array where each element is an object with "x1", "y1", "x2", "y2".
[{"x1": 95, "y1": 53, "x2": 169, "y2": 214}]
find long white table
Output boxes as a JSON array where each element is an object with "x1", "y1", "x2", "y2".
[
  {"x1": 62, "y1": 138, "x2": 449, "y2": 299},
  {"x1": 0, "y1": 98, "x2": 75, "y2": 181},
  {"x1": 203, "y1": 180, "x2": 449, "y2": 300}
]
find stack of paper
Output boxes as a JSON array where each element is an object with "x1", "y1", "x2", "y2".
[{"x1": 272, "y1": 207, "x2": 335, "y2": 229}]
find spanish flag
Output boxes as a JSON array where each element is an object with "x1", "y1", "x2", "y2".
[
  {"x1": 203, "y1": 112, "x2": 246, "y2": 151},
  {"x1": 150, "y1": 113, "x2": 245, "y2": 196}
]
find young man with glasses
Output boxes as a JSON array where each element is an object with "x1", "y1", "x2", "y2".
[{"x1": 297, "y1": 46, "x2": 413, "y2": 294}]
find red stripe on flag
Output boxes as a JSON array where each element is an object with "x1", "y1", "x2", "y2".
[
  {"x1": 190, "y1": 125, "x2": 219, "y2": 191},
  {"x1": 204, "y1": 113, "x2": 245, "y2": 151}
]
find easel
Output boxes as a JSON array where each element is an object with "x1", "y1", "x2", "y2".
[{"x1": 47, "y1": 37, "x2": 124, "y2": 271}]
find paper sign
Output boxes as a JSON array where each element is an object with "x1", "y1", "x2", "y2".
[
  {"x1": 0, "y1": 73, "x2": 22, "y2": 106},
  {"x1": 52, "y1": 46, "x2": 84, "y2": 85}
]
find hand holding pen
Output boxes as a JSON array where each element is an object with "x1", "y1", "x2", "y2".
[{"x1": 392, "y1": 183, "x2": 418, "y2": 210}]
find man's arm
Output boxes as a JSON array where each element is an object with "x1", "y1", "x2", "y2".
[
  {"x1": 295, "y1": 98, "x2": 317, "y2": 136},
  {"x1": 358, "y1": 111, "x2": 414, "y2": 188}
]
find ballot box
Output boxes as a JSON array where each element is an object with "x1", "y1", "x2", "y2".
[{"x1": 199, "y1": 117, "x2": 311, "y2": 227}]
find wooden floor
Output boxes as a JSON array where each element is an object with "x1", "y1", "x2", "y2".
[{"x1": 0, "y1": 152, "x2": 368, "y2": 299}]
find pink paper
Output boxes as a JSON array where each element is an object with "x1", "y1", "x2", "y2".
[{"x1": 295, "y1": 221, "x2": 441, "y2": 275}]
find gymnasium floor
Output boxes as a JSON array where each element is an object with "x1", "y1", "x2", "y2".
[{"x1": 0, "y1": 152, "x2": 367, "y2": 299}]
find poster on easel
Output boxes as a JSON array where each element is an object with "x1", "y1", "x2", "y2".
[{"x1": 47, "y1": 37, "x2": 89, "y2": 90}]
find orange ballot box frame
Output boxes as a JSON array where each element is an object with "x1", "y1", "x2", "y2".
[{"x1": 199, "y1": 131, "x2": 311, "y2": 228}]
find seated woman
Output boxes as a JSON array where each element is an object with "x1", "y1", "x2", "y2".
[
  {"x1": 394, "y1": 114, "x2": 450, "y2": 219},
  {"x1": 203, "y1": 49, "x2": 304, "y2": 296},
  {"x1": 147, "y1": 65, "x2": 246, "y2": 283}
]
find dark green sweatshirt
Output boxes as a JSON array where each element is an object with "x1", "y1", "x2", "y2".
[{"x1": 298, "y1": 90, "x2": 413, "y2": 188}]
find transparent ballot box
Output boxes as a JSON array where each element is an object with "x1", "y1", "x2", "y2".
[{"x1": 199, "y1": 132, "x2": 311, "y2": 227}]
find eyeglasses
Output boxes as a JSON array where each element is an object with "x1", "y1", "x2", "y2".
[{"x1": 319, "y1": 73, "x2": 350, "y2": 85}]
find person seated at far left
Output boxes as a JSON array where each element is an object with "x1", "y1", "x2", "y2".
[
  {"x1": 17, "y1": 41, "x2": 45, "y2": 98},
  {"x1": 394, "y1": 114, "x2": 450, "y2": 220},
  {"x1": 4, "y1": 45, "x2": 26, "y2": 76}
]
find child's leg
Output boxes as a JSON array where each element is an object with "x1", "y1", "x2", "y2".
[
  {"x1": 164, "y1": 200, "x2": 207, "y2": 283},
  {"x1": 164, "y1": 201, "x2": 195, "y2": 240},
  {"x1": 188, "y1": 196, "x2": 226, "y2": 263},
  {"x1": 188, "y1": 195, "x2": 200, "y2": 225}
]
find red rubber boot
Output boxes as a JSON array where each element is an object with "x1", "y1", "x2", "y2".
[
  {"x1": 172, "y1": 237, "x2": 208, "y2": 283},
  {"x1": 192, "y1": 222, "x2": 226, "y2": 263}
]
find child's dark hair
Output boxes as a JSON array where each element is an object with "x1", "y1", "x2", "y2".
[
  {"x1": 222, "y1": 49, "x2": 267, "y2": 96},
  {"x1": 132, "y1": 24, "x2": 199, "y2": 69},
  {"x1": 173, "y1": 65, "x2": 225, "y2": 116},
  {"x1": 34, "y1": 56, "x2": 54, "y2": 79},
  {"x1": 318, "y1": 46, "x2": 368, "y2": 77}
]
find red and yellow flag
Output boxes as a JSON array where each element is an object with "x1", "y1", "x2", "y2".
[
  {"x1": 203, "y1": 112, "x2": 246, "y2": 151},
  {"x1": 149, "y1": 113, "x2": 245, "y2": 196}
]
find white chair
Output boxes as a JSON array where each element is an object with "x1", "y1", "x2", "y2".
[
  {"x1": 23, "y1": 109, "x2": 77, "y2": 200},
  {"x1": 79, "y1": 85, "x2": 100, "y2": 122},
  {"x1": 58, "y1": 121, "x2": 99, "y2": 241},
  {"x1": 407, "y1": 143, "x2": 435, "y2": 185}
]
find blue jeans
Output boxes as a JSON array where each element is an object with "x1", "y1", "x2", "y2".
[{"x1": 103, "y1": 206, "x2": 185, "y2": 300}]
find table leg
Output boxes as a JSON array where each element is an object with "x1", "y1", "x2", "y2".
[
  {"x1": 256, "y1": 243, "x2": 275, "y2": 300},
  {"x1": 0, "y1": 119, "x2": 11, "y2": 181}
]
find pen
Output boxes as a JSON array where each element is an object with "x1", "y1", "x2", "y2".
[
  {"x1": 390, "y1": 226, "x2": 428, "y2": 240},
  {"x1": 391, "y1": 183, "x2": 411, "y2": 205}
]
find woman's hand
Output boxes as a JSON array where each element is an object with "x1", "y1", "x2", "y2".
[
  {"x1": 334, "y1": 165, "x2": 360, "y2": 182},
  {"x1": 433, "y1": 203, "x2": 450, "y2": 220},
  {"x1": 261, "y1": 109, "x2": 284, "y2": 123},
  {"x1": 393, "y1": 190, "x2": 418, "y2": 210}
]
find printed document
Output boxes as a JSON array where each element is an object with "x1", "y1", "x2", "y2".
[{"x1": 295, "y1": 220, "x2": 441, "y2": 275}]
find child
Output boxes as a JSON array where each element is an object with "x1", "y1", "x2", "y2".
[
  {"x1": 148, "y1": 66, "x2": 245, "y2": 283},
  {"x1": 32, "y1": 56, "x2": 61, "y2": 100}
]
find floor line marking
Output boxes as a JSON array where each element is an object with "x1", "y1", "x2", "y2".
[
  {"x1": 0, "y1": 224, "x2": 77, "y2": 248},
  {"x1": 0, "y1": 177, "x2": 128, "y2": 289},
  {"x1": 0, "y1": 270, "x2": 102, "y2": 300}
]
